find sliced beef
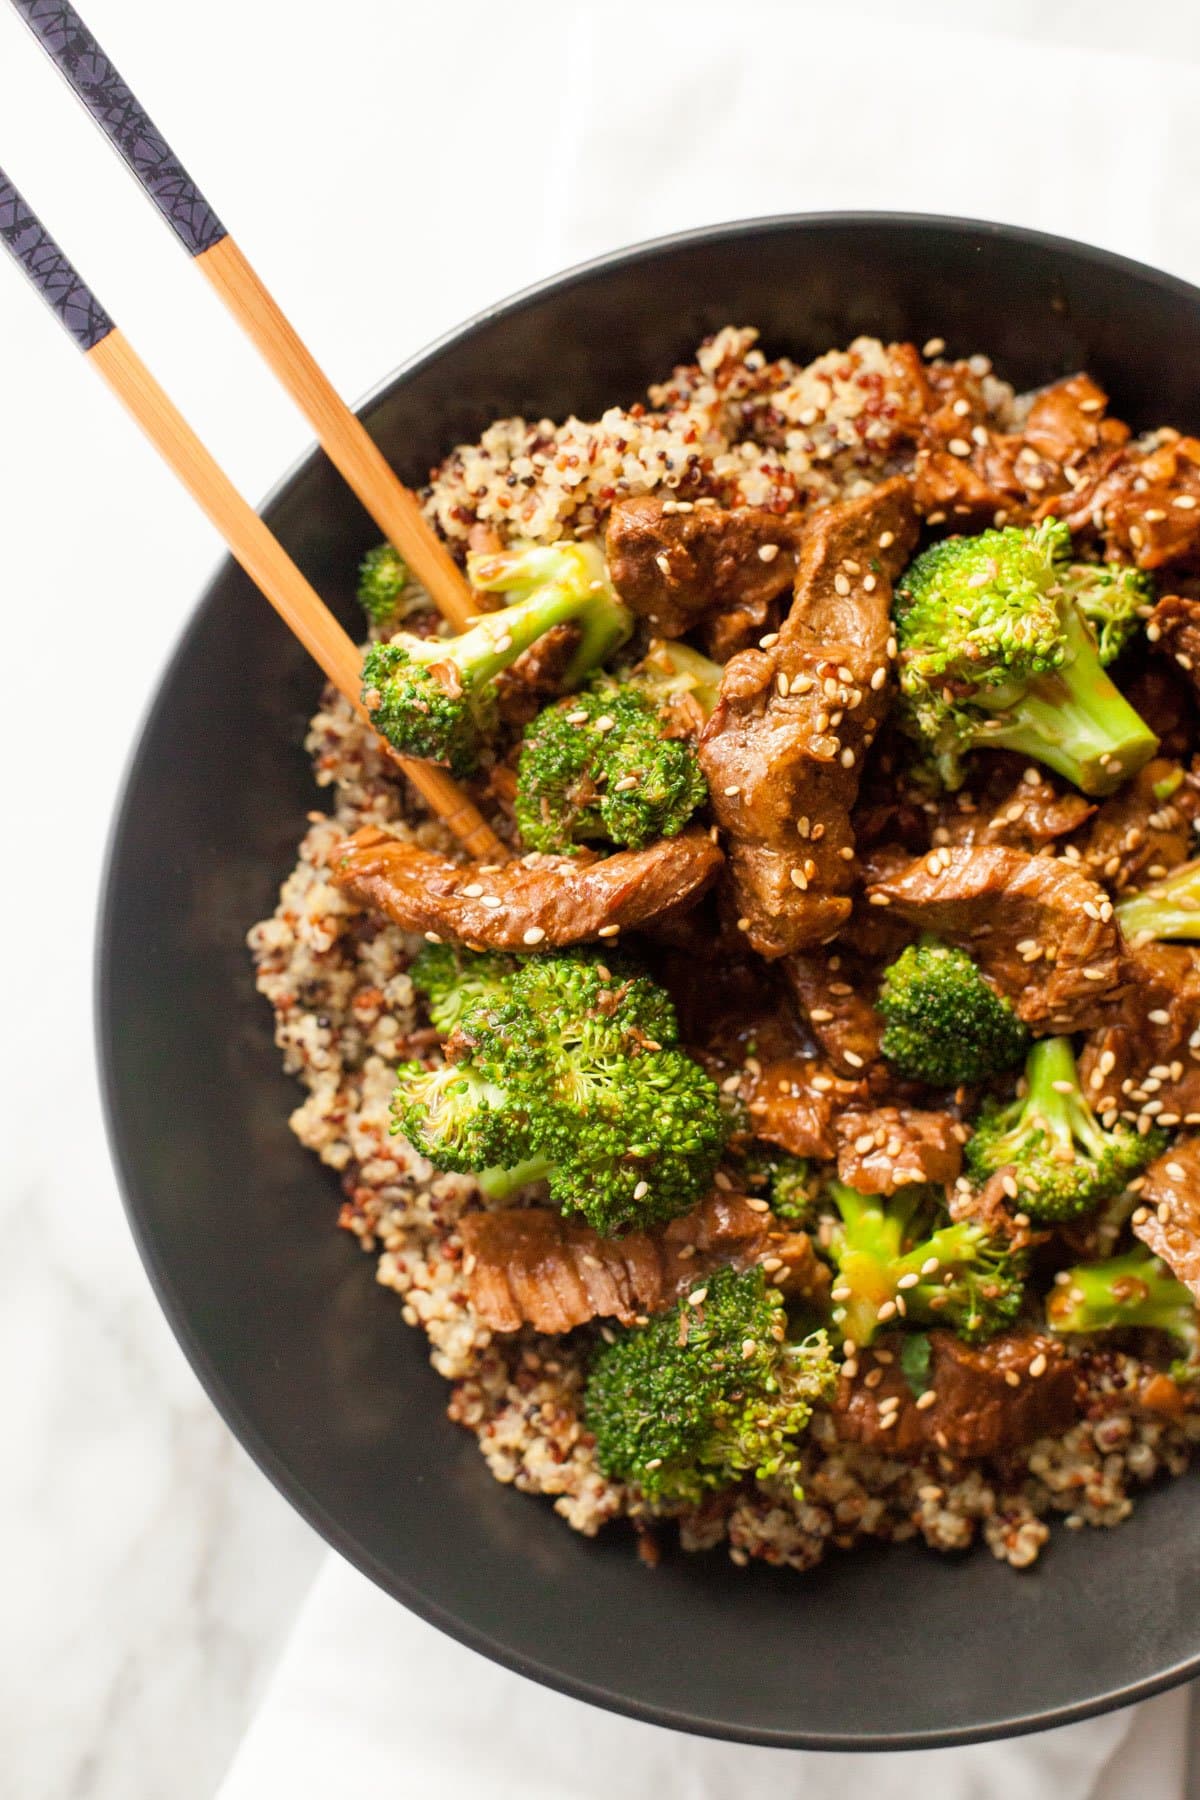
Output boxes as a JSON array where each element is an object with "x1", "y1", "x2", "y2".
[
  {"x1": 782, "y1": 950, "x2": 883, "y2": 1076},
  {"x1": 865, "y1": 843, "x2": 1125, "y2": 1031},
  {"x1": 459, "y1": 1190, "x2": 818, "y2": 1333},
  {"x1": 1075, "y1": 756, "x2": 1200, "y2": 894},
  {"x1": 1133, "y1": 1138, "x2": 1200, "y2": 1300},
  {"x1": 935, "y1": 771, "x2": 1094, "y2": 854},
  {"x1": 1045, "y1": 432, "x2": 1200, "y2": 569},
  {"x1": 495, "y1": 626, "x2": 581, "y2": 726},
  {"x1": 699, "y1": 479, "x2": 919, "y2": 956},
  {"x1": 1079, "y1": 942, "x2": 1200, "y2": 1128},
  {"x1": 330, "y1": 825, "x2": 722, "y2": 949},
  {"x1": 605, "y1": 495, "x2": 800, "y2": 652},
  {"x1": 913, "y1": 369, "x2": 1125, "y2": 528},
  {"x1": 833, "y1": 1330, "x2": 1079, "y2": 1459},
  {"x1": 742, "y1": 1056, "x2": 867, "y2": 1159},
  {"x1": 836, "y1": 1105, "x2": 963, "y2": 1194},
  {"x1": 1148, "y1": 593, "x2": 1200, "y2": 692}
]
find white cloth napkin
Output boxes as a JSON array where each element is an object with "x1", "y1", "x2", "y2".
[{"x1": 219, "y1": 3, "x2": 1200, "y2": 1792}]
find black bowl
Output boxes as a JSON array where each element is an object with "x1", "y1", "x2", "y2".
[{"x1": 99, "y1": 214, "x2": 1200, "y2": 1750}]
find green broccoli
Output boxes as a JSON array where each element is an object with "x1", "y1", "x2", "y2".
[
  {"x1": 893, "y1": 519, "x2": 1158, "y2": 794},
  {"x1": 391, "y1": 951, "x2": 726, "y2": 1234},
  {"x1": 826, "y1": 1180, "x2": 1025, "y2": 1348},
  {"x1": 361, "y1": 541, "x2": 632, "y2": 775},
  {"x1": 514, "y1": 684, "x2": 708, "y2": 854},
  {"x1": 1068, "y1": 561, "x2": 1154, "y2": 667},
  {"x1": 965, "y1": 1037, "x2": 1163, "y2": 1222},
  {"x1": 357, "y1": 543, "x2": 410, "y2": 628},
  {"x1": 513, "y1": 640, "x2": 724, "y2": 855},
  {"x1": 877, "y1": 938, "x2": 1030, "y2": 1086},
  {"x1": 738, "y1": 1147, "x2": 818, "y2": 1224},
  {"x1": 408, "y1": 942, "x2": 518, "y2": 1036},
  {"x1": 1115, "y1": 855, "x2": 1200, "y2": 944},
  {"x1": 1047, "y1": 1247, "x2": 1199, "y2": 1375},
  {"x1": 584, "y1": 1266, "x2": 837, "y2": 1503}
]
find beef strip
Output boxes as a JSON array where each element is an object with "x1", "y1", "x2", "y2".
[
  {"x1": 781, "y1": 949, "x2": 883, "y2": 1076},
  {"x1": 865, "y1": 843, "x2": 1125, "y2": 1030},
  {"x1": 1079, "y1": 942, "x2": 1200, "y2": 1129},
  {"x1": 835, "y1": 1105, "x2": 963, "y2": 1194},
  {"x1": 605, "y1": 495, "x2": 801, "y2": 653},
  {"x1": 1074, "y1": 755, "x2": 1200, "y2": 893},
  {"x1": 833, "y1": 1330, "x2": 1079, "y2": 1458},
  {"x1": 1148, "y1": 593, "x2": 1200, "y2": 692},
  {"x1": 913, "y1": 370, "x2": 1125, "y2": 528},
  {"x1": 947, "y1": 1170, "x2": 1043, "y2": 1256},
  {"x1": 459, "y1": 1190, "x2": 823, "y2": 1333},
  {"x1": 1044, "y1": 432, "x2": 1200, "y2": 569},
  {"x1": 330, "y1": 825, "x2": 722, "y2": 949},
  {"x1": 934, "y1": 770, "x2": 1094, "y2": 854},
  {"x1": 742, "y1": 1055, "x2": 867, "y2": 1159},
  {"x1": 698, "y1": 478, "x2": 919, "y2": 957},
  {"x1": 1133, "y1": 1138, "x2": 1200, "y2": 1300}
]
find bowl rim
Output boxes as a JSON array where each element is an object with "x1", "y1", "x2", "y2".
[{"x1": 95, "y1": 209, "x2": 1200, "y2": 1752}]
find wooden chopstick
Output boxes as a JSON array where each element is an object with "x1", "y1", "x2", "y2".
[
  {"x1": 0, "y1": 167, "x2": 505, "y2": 861},
  {"x1": 11, "y1": 0, "x2": 478, "y2": 633}
]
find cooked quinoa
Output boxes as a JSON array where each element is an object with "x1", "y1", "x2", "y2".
[{"x1": 248, "y1": 328, "x2": 1200, "y2": 1572}]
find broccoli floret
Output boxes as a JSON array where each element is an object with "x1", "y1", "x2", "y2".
[
  {"x1": 408, "y1": 942, "x2": 518, "y2": 1037},
  {"x1": 877, "y1": 938, "x2": 1030, "y2": 1086},
  {"x1": 514, "y1": 683, "x2": 708, "y2": 853},
  {"x1": 390, "y1": 1059, "x2": 524, "y2": 1174},
  {"x1": 826, "y1": 1180, "x2": 1025, "y2": 1348},
  {"x1": 738, "y1": 1147, "x2": 818, "y2": 1223},
  {"x1": 391, "y1": 951, "x2": 726, "y2": 1234},
  {"x1": 965, "y1": 1036, "x2": 1163, "y2": 1222},
  {"x1": 1069, "y1": 561, "x2": 1154, "y2": 666},
  {"x1": 893, "y1": 519, "x2": 1158, "y2": 795},
  {"x1": 584, "y1": 1266, "x2": 837, "y2": 1503},
  {"x1": 1115, "y1": 855, "x2": 1200, "y2": 944},
  {"x1": 628, "y1": 638, "x2": 725, "y2": 717},
  {"x1": 1047, "y1": 1247, "x2": 1199, "y2": 1375},
  {"x1": 357, "y1": 543, "x2": 409, "y2": 628},
  {"x1": 361, "y1": 541, "x2": 632, "y2": 774}
]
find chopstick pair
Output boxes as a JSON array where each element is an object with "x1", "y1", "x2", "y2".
[{"x1": 1, "y1": 0, "x2": 504, "y2": 861}]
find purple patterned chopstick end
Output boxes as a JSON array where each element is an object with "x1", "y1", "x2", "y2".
[
  {"x1": 13, "y1": 0, "x2": 227, "y2": 258},
  {"x1": 0, "y1": 167, "x2": 114, "y2": 350}
]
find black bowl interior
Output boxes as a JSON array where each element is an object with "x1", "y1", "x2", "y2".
[{"x1": 99, "y1": 215, "x2": 1200, "y2": 1749}]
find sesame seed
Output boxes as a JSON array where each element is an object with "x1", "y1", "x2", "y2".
[
  {"x1": 633, "y1": 1180, "x2": 650, "y2": 1200},
  {"x1": 593, "y1": 714, "x2": 615, "y2": 732},
  {"x1": 915, "y1": 1390, "x2": 937, "y2": 1411},
  {"x1": 654, "y1": 553, "x2": 671, "y2": 575},
  {"x1": 868, "y1": 892, "x2": 891, "y2": 906},
  {"x1": 759, "y1": 632, "x2": 781, "y2": 649},
  {"x1": 1028, "y1": 1353, "x2": 1047, "y2": 1379},
  {"x1": 1149, "y1": 1009, "x2": 1171, "y2": 1026},
  {"x1": 737, "y1": 916, "x2": 751, "y2": 932},
  {"x1": 723, "y1": 784, "x2": 741, "y2": 797},
  {"x1": 920, "y1": 1257, "x2": 940, "y2": 1277},
  {"x1": 687, "y1": 1288, "x2": 708, "y2": 1307},
  {"x1": 565, "y1": 710, "x2": 589, "y2": 725},
  {"x1": 876, "y1": 1300, "x2": 898, "y2": 1322},
  {"x1": 777, "y1": 673, "x2": 790, "y2": 697},
  {"x1": 758, "y1": 543, "x2": 780, "y2": 563},
  {"x1": 831, "y1": 1284, "x2": 853, "y2": 1303},
  {"x1": 522, "y1": 926, "x2": 546, "y2": 945},
  {"x1": 922, "y1": 336, "x2": 946, "y2": 357},
  {"x1": 834, "y1": 572, "x2": 852, "y2": 596},
  {"x1": 645, "y1": 1457, "x2": 663, "y2": 1470},
  {"x1": 843, "y1": 1049, "x2": 865, "y2": 1069},
  {"x1": 879, "y1": 530, "x2": 896, "y2": 549},
  {"x1": 461, "y1": 883, "x2": 484, "y2": 898},
  {"x1": 742, "y1": 1339, "x2": 758, "y2": 1360},
  {"x1": 897, "y1": 1272, "x2": 920, "y2": 1290},
  {"x1": 840, "y1": 747, "x2": 856, "y2": 768},
  {"x1": 839, "y1": 845, "x2": 855, "y2": 860},
  {"x1": 947, "y1": 437, "x2": 972, "y2": 457},
  {"x1": 1051, "y1": 1079, "x2": 1076, "y2": 1095},
  {"x1": 1173, "y1": 495, "x2": 1198, "y2": 509},
  {"x1": 863, "y1": 1367, "x2": 884, "y2": 1389},
  {"x1": 613, "y1": 774, "x2": 640, "y2": 791},
  {"x1": 423, "y1": 931, "x2": 442, "y2": 944},
  {"x1": 870, "y1": 666, "x2": 888, "y2": 691},
  {"x1": 1167, "y1": 1161, "x2": 1187, "y2": 1180},
  {"x1": 480, "y1": 895, "x2": 503, "y2": 909},
  {"x1": 1004, "y1": 1371, "x2": 1022, "y2": 1389},
  {"x1": 597, "y1": 924, "x2": 620, "y2": 938},
  {"x1": 952, "y1": 397, "x2": 971, "y2": 417}
]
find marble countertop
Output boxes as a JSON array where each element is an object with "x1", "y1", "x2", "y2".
[{"x1": 7, "y1": 2, "x2": 1200, "y2": 1793}]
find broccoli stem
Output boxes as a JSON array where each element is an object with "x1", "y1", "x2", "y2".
[
  {"x1": 982, "y1": 606, "x2": 1158, "y2": 795},
  {"x1": 468, "y1": 543, "x2": 632, "y2": 686},
  {"x1": 475, "y1": 1154, "x2": 553, "y2": 1200},
  {"x1": 1016, "y1": 1035, "x2": 1109, "y2": 1161},
  {"x1": 1047, "y1": 1248, "x2": 1199, "y2": 1363},
  {"x1": 1116, "y1": 856, "x2": 1200, "y2": 943}
]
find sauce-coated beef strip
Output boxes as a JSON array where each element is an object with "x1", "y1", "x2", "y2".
[
  {"x1": 1079, "y1": 943, "x2": 1200, "y2": 1128},
  {"x1": 330, "y1": 826, "x2": 722, "y2": 949},
  {"x1": 459, "y1": 1191, "x2": 819, "y2": 1334},
  {"x1": 605, "y1": 495, "x2": 801, "y2": 656},
  {"x1": 781, "y1": 950, "x2": 883, "y2": 1076},
  {"x1": 1134, "y1": 1138, "x2": 1200, "y2": 1300},
  {"x1": 934, "y1": 772, "x2": 1094, "y2": 855},
  {"x1": 833, "y1": 1331, "x2": 1079, "y2": 1459},
  {"x1": 742, "y1": 1057, "x2": 867, "y2": 1159},
  {"x1": 699, "y1": 478, "x2": 919, "y2": 957},
  {"x1": 1045, "y1": 433, "x2": 1200, "y2": 569},
  {"x1": 1148, "y1": 593, "x2": 1200, "y2": 694},
  {"x1": 1075, "y1": 755, "x2": 1200, "y2": 894},
  {"x1": 835, "y1": 1105, "x2": 963, "y2": 1195},
  {"x1": 866, "y1": 843, "x2": 1125, "y2": 1031}
]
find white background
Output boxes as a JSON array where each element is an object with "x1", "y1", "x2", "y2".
[{"x1": 5, "y1": 1, "x2": 1200, "y2": 1794}]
